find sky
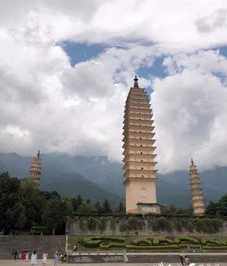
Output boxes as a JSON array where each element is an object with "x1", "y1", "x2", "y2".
[{"x1": 0, "y1": 0, "x2": 227, "y2": 173}]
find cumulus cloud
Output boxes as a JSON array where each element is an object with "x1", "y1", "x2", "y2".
[
  {"x1": 0, "y1": 0, "x2": 227, "y2": 173},
  {"x1": 152, "y1": 51, "x2": 227, "y2": 172},
  {"x1": 196, "y1": 9, "x2": 227, "y2": 33}
]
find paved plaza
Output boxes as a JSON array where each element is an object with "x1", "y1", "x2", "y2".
[{"x1": 0, "y1": 261, "x2": 227, "y2": 266}]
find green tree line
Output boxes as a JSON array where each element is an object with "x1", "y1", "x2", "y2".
[{"x1": 0, "y1": 172, "x2": 122, "y2": 234}]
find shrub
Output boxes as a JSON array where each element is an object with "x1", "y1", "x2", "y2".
[
  {"x1": 79, "y1": 218, "x2": 86, "y2": 231},
  {"x1": 152, "y1": 217, "x2": 173, "y2": 232},
  {"x1": 153, "y1": 239, "x2": 159, "y2": 245},
  {"x1": 119, "y1": 222, "x2": 128, "y2": 232},
  {"x1": 131, "y1": 239, "x2": 152, "y2": 246},
  {"x1": 80, "y1": 238, "x2": 102, "y2": 248},
  {"x1": 127, "y1": 217, "x2": 145, "y2": 231},
  {"x1": 158, "y1": 238, "x2": 174, "y2": 245},
  {"x1": 172, "y1": 218, "x2": 183, "y2": 232},
  {"x1": 100, "y1": 242, "x2": 126, "y2": 249},
  {"x1": 92, "y1": 237, "x2": 125, "y2": 243},
  {"x1": 127, "y1": 244, "x2": 181, "y2": 250},
  {"x1": 97, "y1": 218, "x2": 107, "y2": 232},
  {"x1": 203, "y1": 239, "x2": 223, "y2": 246},
  {"x1": 110, "y1": 218, "x2": 116, "y2": 231},
  {"x1": 203, "y1": 246, "x2": 227, "y2": 250},
  {"x1": 177, "y1": 236, "x2": 200, "y2": 244},
  {"x1": 87, "y1": 217, "x2": 97, "y2": 231}
]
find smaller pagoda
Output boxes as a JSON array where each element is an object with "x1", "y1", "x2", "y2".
[
  {"x1": 29, "y1": 150, "x2": 42, "y2": 187},
  {"x1": 189, "y1": 159, "x2": 205, "y2": 216}
]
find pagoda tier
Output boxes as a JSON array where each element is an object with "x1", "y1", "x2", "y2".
[
  {"x1": 30, "y1": 151, "x2": 42, "y2": 187},
  {"x1": 123, "y1": 76, "x2": 160, "y2": 214},
  {"x1": 189, "y1": 159, "x2": 205, "y2": 216}
]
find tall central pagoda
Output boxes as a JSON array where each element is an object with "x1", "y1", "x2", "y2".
[{"x1": 123, "y1": 76, "x2": 160, "y2": 214}]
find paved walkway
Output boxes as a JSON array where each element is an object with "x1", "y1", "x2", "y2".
[{"x1": 0, "y1": 261, "x2": 227, "y2": 266}]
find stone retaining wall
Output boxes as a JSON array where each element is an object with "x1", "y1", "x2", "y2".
[{"x1": 67, "y1": 216, "x2": 227, "y2": 236}]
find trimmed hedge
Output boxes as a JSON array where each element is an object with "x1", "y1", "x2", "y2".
[
  {"x1": 77, "y1": 235, "x2": 227, "y2": 251},
  {"x1": 127, "y1": 244, "x2": 181, "y2": 250},
  {"x1": 131, "y1": 239, "x2": 152, "y2": 246},
  {"x1": 80, "y1": 239, "x2": 102, "y2": 248},
  {"x1": 100, "y1": 242, "x2": 126, "y2": 249},
  {"x1": 177, "y1": 236, "x2": 200, "y2": 244}
]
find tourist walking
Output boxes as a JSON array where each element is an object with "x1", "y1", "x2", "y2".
[
  {"x1": 12, "y1": 249, "x2": 18, "y2": 260},
  {"x1": 42, "y1": 252, "x2": 48, "y2": 265},
  {"x1": 25, "y1": 251, "x2": 29, "y2": 262},
  {"x1": 185, "y1": 255, "x2": 190, "y2": 266},
  {"x1": 179, "y1": 255, "x2": 185, "y2": 266},
  {"x1": 31, "y1": 250, "x2": 38, "y2": 266},
  {"x1": 123, "y1": 250, "x2": 128, "y2": 262},
  {"x1": 54, "y1": 251, "x2": 59, "y2": 266}
]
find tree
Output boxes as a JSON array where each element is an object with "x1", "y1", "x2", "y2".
[
  {"x1": 19, "y1": 180, "x2": 46, "y2": 229},
  {"x1": 117, "y1": 201, "x2": 124, "y2": 214},
  {"x1": 206, "y1": 201, "x2": 218, "y2": 216},
  {"x1": 102, "y1": 199, "x2": 112, "y2": 214},
  {"x1": 42, "y1": 199, "x2": 67, "y2": 234},
  {"x1": 77, "y1": 201, "x2": 96, "y2": 215},
  {"x1": 218, "y1": 194, "x2": 227, "y2": 216},
  {"x1": 72, "y1": 195, "x2": 83, "y2": 211},
  {"x1": 206, "y1": 194, "x2": 227, "y2": 217},
  {"x1": 0, "y1": 173, "x2": 21, "y2": 233},
  {"x1": 94, "y1": 201, "x2": 103, "y2": 215}
]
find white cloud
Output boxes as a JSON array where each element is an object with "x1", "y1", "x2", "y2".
[
  {"x1": 152, "y1": 51, "x2": 227, "y2": 172},
  {"x1": 0, "y1": 0, "x2": 227, "y2": 174}
]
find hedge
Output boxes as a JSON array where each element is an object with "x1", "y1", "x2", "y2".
[
  {"x1": 131, "y1": 239, "x2": 152, "y2": 246},
  {"x1": 77, "y1": 236, "x2": 227, "y2": 250},
  {"x1": 177, "y1": 236, "x2": 200, "y2": 244},
  {"x1": 203, "y1": 246, "x2": 227, "y2": 250},
  {"x1": 127, "y1": 244, "x2": 181, "y2": 250},
  {"x1": 90, "y1": 237, "x2": 125, "y2": 243},
  {"x1": 100, "y1": 242, "x2": 126, "y2": 249},
  {"x1": 80, "y1": 239, "x2": 102, "y2": 248}
]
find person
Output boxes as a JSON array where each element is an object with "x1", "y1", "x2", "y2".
[
  {"x1": 25, "y1": 252, "x2": 29, "y2": 262},
  {"x1": 12, "y1": 249, "x2": 18, "y2": 260},
  {"x1": 185, "y1": 256, "x2": 190, "y2": 266},
  {"x1": 42, "y1": 252, "x2": 48, "y2": 265},
  {"x1": 123, "y1": 250, "x2": 128, "y2": 262},
  {"x1": 31, "y1": 250, "x2": 38, "y2": 266},
  {"x1": 54, "y1": 251, "x2": 59, "y2": 266},
  {"x1": 179, "y1": 255, "x2": 185, "y2": 266}
]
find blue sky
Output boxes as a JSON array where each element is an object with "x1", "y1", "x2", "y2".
[
  {"x1": 61, "y1": 41, "x2": 168, "y2": 79},
  {"x1": 61, "y1": 41, "x2": 227, "y2": 83}
]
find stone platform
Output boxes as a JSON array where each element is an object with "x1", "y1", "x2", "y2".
[{"x1": 1, "y1": 261, "x2": 227, "y2": 266}]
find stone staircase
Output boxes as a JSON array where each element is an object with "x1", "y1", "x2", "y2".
[{"x1": 0, "y1": 235, "x2": 65, "y2": 259}]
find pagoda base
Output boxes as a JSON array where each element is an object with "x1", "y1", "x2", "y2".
[{"x1": 137, "y1": 202, "x2": 161, "y2": 214}]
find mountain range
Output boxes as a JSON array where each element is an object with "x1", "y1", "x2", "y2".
[{"x1": 0, "y1": 152, "x2": 226, "y2": 207}]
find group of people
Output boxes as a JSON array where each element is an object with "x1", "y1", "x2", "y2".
[
  {"x1": 31, "y1": 251, "x2": 49, "y2": 265},
  {"x1": 12, "y1": 249, "x2": 64, "y2": 265}
]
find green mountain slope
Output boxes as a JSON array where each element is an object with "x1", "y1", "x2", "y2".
[{"x1": 0, "y1": 152, "x2": 226, "y2": 207}]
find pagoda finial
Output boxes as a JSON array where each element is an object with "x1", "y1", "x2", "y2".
[
  {"x1": 37, "y1": 150, "x2": 40, "y2": 160},
  {"x1": 191, "y1": 158, "x2": 194, "y2": 166},
  {"x1": 133, "y1": 75, "x2": 139, "y2": 88}
]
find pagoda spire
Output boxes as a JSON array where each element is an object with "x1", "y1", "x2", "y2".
[
  {"x1": 29, "y1": 151, "x2": 42, "y2": 188},
  {"x1": 189, "y1": 159, "x2": 205, "y2": 216},
  {"x1": 133, "y1": 75, "x2": 139, "y2": 88}
]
